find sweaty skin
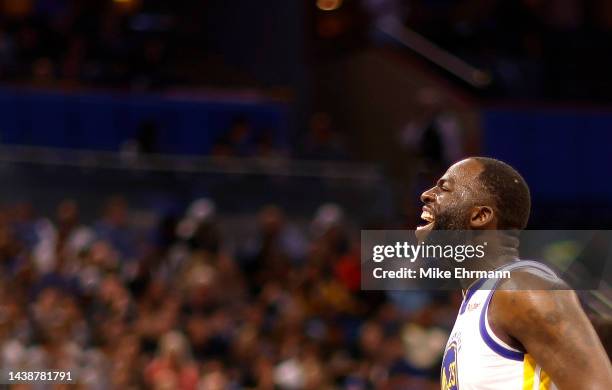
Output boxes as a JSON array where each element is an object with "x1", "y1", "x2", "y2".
[{"x1": 420, "y1": 158, "x2": 612, "y2": 389}]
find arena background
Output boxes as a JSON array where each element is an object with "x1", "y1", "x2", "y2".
[{"x1": 0, "y1": 1, "x2": 610, "y2": 389}]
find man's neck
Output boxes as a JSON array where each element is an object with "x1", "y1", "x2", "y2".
[{"x1": 459, "y1": 230, "x2": 521, "y2": 291}]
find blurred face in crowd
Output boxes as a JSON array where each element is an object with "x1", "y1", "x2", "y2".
[
  {"x1": 104, "y1": 196, "x2": 128, "y2": 227},
  {"x1": 418, "y1": 158, "x2": 486, "y2": 238},
  {"x1": 160, "y1": 331, "x2": 189, "y2": 363},
  {"x1": 89, "y1": 240, "x2": 118, "y2": 268},
  {"x1": 259, "y1": 205, "x2": 284, "y2": 237},
  {"x1": 57, "y1": 199, "x2": 79, "y2": 227},
  {"x1": 200, "y1": 361, "x2": 229, "y2": 390},
  {"x1": 359, "y1": 322, "x2": 383, "y2": 357}
]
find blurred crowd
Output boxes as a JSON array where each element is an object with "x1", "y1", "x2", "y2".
[
  {"x1": 209, "y1": 113, "x2": 349, "y2": 160},
  {"x1": 121, "y1": 112, "x2": 349, "y2": 160},
  {"x1": 4, "y1": 0, "x2": 612, "y2": 100},
  {"x1": 0, "y1": 196, "x2": 458, "y2": 390},
  {"x1": 0, "y1": 0, "x2": 234, "y2": 90}
]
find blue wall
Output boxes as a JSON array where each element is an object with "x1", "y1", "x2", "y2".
[
  {"x1": 0, "y1": 88, "x2": 289, "y2": 154},
  {"x1": 482, "y1": 107, "x2": 612, "y2": 227},
  {"x1": 483, "y1": 108, "x2": 612, "y2": 202}
]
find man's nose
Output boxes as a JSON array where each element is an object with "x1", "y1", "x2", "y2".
[{"x1": 420, "y1": 188, "x2": 436, "y2": 204}]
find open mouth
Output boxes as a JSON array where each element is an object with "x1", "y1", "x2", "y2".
[{"x1": 417, "y1": 207, "x2": 435, "y2": 231}]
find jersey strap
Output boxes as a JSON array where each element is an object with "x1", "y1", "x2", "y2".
[{"x1": 478, "y1": 260, "x2": 558, "y2": 361}]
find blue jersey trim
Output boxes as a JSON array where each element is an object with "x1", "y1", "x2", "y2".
[
  {"x1": 479, "y1": 290, "x2": 525, "y2": 361},
  {"x1": 474, "y1": 260, "x2": 557, "y2": 362}
]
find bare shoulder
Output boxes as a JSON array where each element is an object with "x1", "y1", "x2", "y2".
[
  {"x1": 492, "y1": 268, "x2": 579, "y2": 336},
  {"x1": 497, "y1": 265, "x2": 569, "y2": 291},
  {"x1": 489, "y1": 267, "x2": 612, "y2": 388},
  {"x1": 489, "y1": 267, "x2": 604, "y2": 368}
]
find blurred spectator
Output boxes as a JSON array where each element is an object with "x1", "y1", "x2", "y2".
[
  {"x1": 254, "y1": 128, "x2": 288, "y2": 159},
  {"x1": 94, "y1": 196, "x2": 136, "y2": 262},
  {"x1": 399, "y1": 88, "x2": 464, "y2": 172},
  {"x1": 212, "y1": 116, "x2": 255, "y2": 158},
  {"x1": 145, "y1": 330, "x2": 199, "y2": 390},
  {"x1": 239, "y1": 205, "x2": 307, "y2": 292},
  {"x1": 122, "y1": 119, "x2": 161, "y2": 159},
  {"x1": 301, "y1": 112, "x2": 349, "y2": 161}
]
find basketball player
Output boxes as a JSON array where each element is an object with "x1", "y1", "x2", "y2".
[{"x1": 417, "y1": 157, "x2": 612, "y2": 389}]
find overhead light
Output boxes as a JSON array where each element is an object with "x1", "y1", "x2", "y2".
[{"x1": 317, "y1": 0, "x2": 342, "y2": 11}]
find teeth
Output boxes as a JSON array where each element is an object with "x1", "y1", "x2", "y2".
[{"x1": 420, "y1": 210, "x2": 434, "y2": 223}]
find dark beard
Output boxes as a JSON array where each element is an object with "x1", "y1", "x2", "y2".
[
  {"x1": 433, "y1": 204, "x2": 470, "y2": 230},
  {"x1": 425, "y1": 204, "x2": 473, "y2": 250},
  {"x1": 424, "y1": 205, "x2": 474, "y2": 286}
]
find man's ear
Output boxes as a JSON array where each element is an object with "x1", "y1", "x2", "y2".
[{"x1": 470, "y1": 206, "x2": 495, "y2": 228}]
